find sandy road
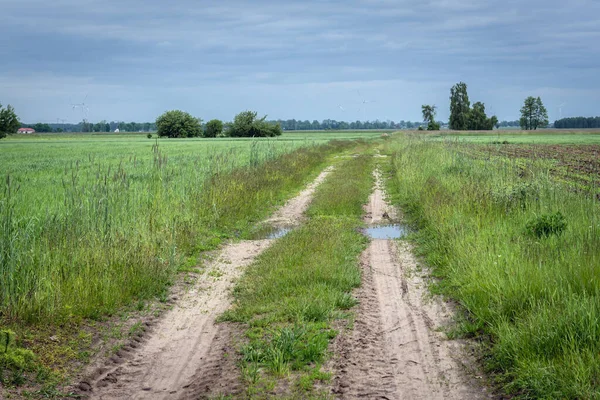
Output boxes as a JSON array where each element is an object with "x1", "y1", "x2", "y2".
[
  {"x1": 331, "y1": 170, "x2": 489, "y2": 399},
  {"x1": 78, "y1": 167, "x2": 333, "y2": 400}
]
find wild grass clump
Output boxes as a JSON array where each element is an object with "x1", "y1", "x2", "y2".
[
  {"x1": 0, "y1": 329, "x2": 37, "y2": 387},
  {"x1": 383, "y1": 134, "x2": 600, "y2": 399},
  {"x1": 525, "y1": 211, "x2": 567, "y2": 238}
]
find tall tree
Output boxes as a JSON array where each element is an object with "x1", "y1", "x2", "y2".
[
  {"x1": 0, "y1": 103, "x2": 20, "y2": 138},
  {"x1": 534, "y1": 97, "x2": 549, "y2": 129},
  {"x1": 449, "y1": 82, "x2": 471, "y2": 130},
  {"x1": 520, "y1": 96, "x2": 548, "y2": 130},
  {"x1": 421, "y1": 105, "x2": 440, "y2": 130}
]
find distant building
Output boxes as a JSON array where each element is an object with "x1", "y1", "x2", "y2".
[
  {"x1": 18, "y1": 128, "x2": 35, "y2": 134},
  {"x1": 114, "y1": 128, "x2": 120, "y2": 133}
]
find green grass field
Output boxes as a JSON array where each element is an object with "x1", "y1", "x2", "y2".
[
  {"x1": 3, "y1": 129, "x2": 600, "y2": 398},
  {"x1": 0, "y1": 132, "x2": 381, "y2": 324},
  {"x1": 382, "y1": 133, "x2": 600, "y2": 398}
]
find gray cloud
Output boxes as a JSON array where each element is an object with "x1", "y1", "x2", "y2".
[{"x1": 1, "y1": 0, "x2": 599, "y2": 122}]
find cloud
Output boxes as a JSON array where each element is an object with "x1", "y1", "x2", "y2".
[{"x1": 1, "y1": 0, "x2": 599, "y2": 122}]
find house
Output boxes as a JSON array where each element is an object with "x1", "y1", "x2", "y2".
[{"x1": 17, "y1": 128, "x2": 35, "y2": 134}]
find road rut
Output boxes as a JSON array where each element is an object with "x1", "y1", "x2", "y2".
[
  {"x1": 78, "y1": 167, "x2": 333, "y2": 400},
  {"x1": 331, "y1": 170, "x2": 489, "y2": 399}
]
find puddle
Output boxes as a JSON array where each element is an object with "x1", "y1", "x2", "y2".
[
  {"x1": 250, "y1": 225, "x2": 294, "y2": 240},
  {"x1": 364, "y1": 224, "x2": 409, "y2": 239}
]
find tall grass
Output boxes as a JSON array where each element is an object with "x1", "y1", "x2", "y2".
[
  {"x1": 383, "y1": 134, "x2": 600, "y2": 398},
  {"x1": 0, "y1": 139, "x2": 353, "y2": 323}
]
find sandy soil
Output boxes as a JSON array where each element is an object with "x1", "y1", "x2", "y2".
[
  {"x1": 330, "y1": 170, "x2": 490, "y2": 399},
  {"x1": 77, "y1": 167, "x2": 333, "y2": 400}
]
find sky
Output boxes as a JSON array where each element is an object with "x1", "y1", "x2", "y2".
[{"x1": 2, "y1": 0, "x2": 599, "y2": 124}]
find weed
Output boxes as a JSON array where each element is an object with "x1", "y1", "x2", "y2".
[{"x1": 525, "y1": 211, "x2": 567, "y2": 238}]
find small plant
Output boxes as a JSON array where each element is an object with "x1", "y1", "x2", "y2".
[
  {"x1": 526, "y1": 212, "x2": 567, "y2": 238},
  {"x1": 147, "y1": 133, "x2": 152, "y2": 139},
  {"x1": 0, "y1": 329, "x2": 37, "y2": 386}
]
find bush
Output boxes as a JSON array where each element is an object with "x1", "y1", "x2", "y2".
[
  {"x1": 0, "y1": 329, "x2": 37, "y2": 384},
  {"x1": 147, "y1": 133, "x2": 152, "y2": 139},
  {"x1": 526, "y1": 212, "x2": 567, "y2": 238},
  {"x1": 155, "y1": 110, "x2": 202, "y2": 138},
  {"x1": 229, "y1": 111, "x2": 282, "y2": 137},
  {"x1": 427, "y1": 121, "x2": 440, "y2": 131},
  {"x1": 204, "y1": 119, "x2": 223, "y2": 138}
]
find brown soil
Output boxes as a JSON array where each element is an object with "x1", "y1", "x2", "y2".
[
  {"x1": 469, "y1": 143, "x2": 600, "y2": 189},
  {"x1": 75, "y1": 167, "x2": 333, "y2": 400},
  {"x1": 330, "y1": 170, "x2": 490, "y2": 399}
]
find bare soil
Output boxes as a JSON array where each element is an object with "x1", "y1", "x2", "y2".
[
  {"x1": 469, "y1": 143, "x2": 600, "y2": 190},
  {"x1": 76, "y1": 167, "x2": 333, "y2": 400},
  {"x1": 330, "y1": 170, "x2": 490, "y2": 399}
]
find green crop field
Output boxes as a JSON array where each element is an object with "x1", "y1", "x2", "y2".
[{"x1": 0, "y1": 132, "x2": 380, "y2": 324}]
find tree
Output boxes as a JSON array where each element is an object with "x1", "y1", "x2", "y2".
[
  {"x1": 421, "y1": 105, "x2": 440, "y2": 130},
  {"x1": 449, "y1": 82, "x2": 471, "y2": 130},
  {"x1": 229, "y1": 110, "x2": 282, "y2": 137},
  {"x1": 156, "y1": 110, "x2": 202, "y2": 138},
  {"x1": 520, "y1": 96, "x2": 548, "y2": 130},
  {"x1": 467, "y1": 102, "x2": 497, "y2": 130},
  {"x1": 0, "y1": 103, "x2": 20, "y2": 139},
  {"x1": 204, "y1": 119, "x2": 223, "y2": 138}
]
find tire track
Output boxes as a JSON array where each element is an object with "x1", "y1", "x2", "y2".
[
  {"x1": 76, "y1": 166, "x2": 334, "y2": 400},
  {"x1": 331, "y1": 169, "x2": 490, "y2": 399}
]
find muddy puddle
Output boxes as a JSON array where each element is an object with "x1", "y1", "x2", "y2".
[
  {"x1": 250, "y1": 225, "x2": 294, "y2": 240},
  {"x1": 364, "y1": 224, "x2": 409, "y2": 239}
]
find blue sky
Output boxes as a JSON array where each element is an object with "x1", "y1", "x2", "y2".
[{"x1": 2, "y1": 0, "x2": 599, "y2": 123}]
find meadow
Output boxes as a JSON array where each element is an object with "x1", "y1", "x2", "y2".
[
  {"x1": 0, "y1": 132, "x2": 376, "y2": 324},
  {"x1": 3, "y1": 129, "x2": 600, "y2": 399},
  {"x1": 382, "y1": 132, "x2": 600, "y2": 398}
]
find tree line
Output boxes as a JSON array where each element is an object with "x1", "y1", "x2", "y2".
[
  {"x1": 554, "y1": 116, "x2": 600, "y2": 129},
  {"x1": 20, "y1": 121, "x2": 158, "y2": 133},
  {"x1": 22, "y1": 119, "x2": 427, "y2": 133}
]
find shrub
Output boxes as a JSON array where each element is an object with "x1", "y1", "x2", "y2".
[
  {"x1": 229, "y1": 111, "x2": 282, "y2": 137},
  {"x1": 0, "y1": 329, "x2": 37, "y2": 384},
  {"x1": 204, "y1": 119, "x2": 223, "y2": 138},
  {"x1": 155, "y1": 110, "x2": 202, "y2": 138},
  {"x1": 147, "y1": 133, "x2": 152, "y2": 139},
  {"x1": 526, "y1": 212, "x2": 567, "y2": 238}
]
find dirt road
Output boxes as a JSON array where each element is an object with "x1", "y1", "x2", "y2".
[
  {"x1": 331, "y1": 170, "x2": 489, "y2": 399},
  {"x1": 78, "y1": 167, "x2": 333, "y2": 400}
]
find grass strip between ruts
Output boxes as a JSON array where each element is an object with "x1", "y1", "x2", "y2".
[{"x1": 220, "y1": 153, "x2": 375, "y2": 398}]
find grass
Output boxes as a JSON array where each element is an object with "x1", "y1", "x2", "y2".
[
  {"x1": 220, "y1": 152, "x2": 375, "y2": 397},
  {"x1": 0, "y1": 133, "x2": 366, "y2": 394},
  {"x1": 382, "y1": 134, "x2": 600, "y2": 399}
]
